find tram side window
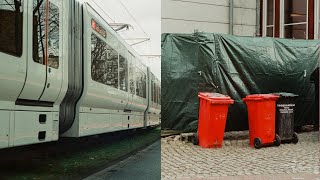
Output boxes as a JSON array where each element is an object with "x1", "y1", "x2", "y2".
[
  {"x1": 159, "y1": 86, "x2": 161, "y2": 105},
  {"x1": 0, "y1": 0, "x2": 23, "y2": 56},
  {"x1": 47, "y1": 2, "x2": 59, "y2": 69},
  {"x1": 156, "y1": 84, "x2": 159, "y2": 104},
  {"x1": 119, "y1": 55, "x2": 128, "y2": 91},
  {"x1": 154, "y1": 83, "x2": 157, "y2": 103},
  {"x1": 155, "y1": 84, "x2": 158, "y2": 104},
  {"x1": 33, "y1": 0, "x2": 60, "y2": 68},
  {"x1": 158, "y1": 85, "x2": 161, "y2": 104},
  {"x1": 129, "y1": 62, "x2": 135, "y2": 95},
  {"x1": 142, "y1": 73, "x2": 146, "y2": 98},
  {"x1": 33, "y1": 0, "x2": 45, "y2": 64},
  {"x1": 136, "y1": 69, "x2": 146, "y2": 98},
  {"x1": 151, "y1": 80, "x2": 154, "y2": 103},
  {"x1": 154, "y1": 82, "x2": 157, "y2": 103},
  {"x1": 91, "y1": 33, "x2": 119, "y2": 89}
]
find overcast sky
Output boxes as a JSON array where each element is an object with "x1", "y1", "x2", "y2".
[{"x1": 88, "y1": 0, "x2": 161, "y2": 79}]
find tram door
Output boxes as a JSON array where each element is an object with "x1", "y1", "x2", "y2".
[
  {"x1": 18, "y1": 0, "x2": 63, "y2": 103},
  {"x1": 0, "y1": 1, "x2": 27, "y2": 102}
]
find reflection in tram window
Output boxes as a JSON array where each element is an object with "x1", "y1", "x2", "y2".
[
  {"x1": 156, "y1": 84, "x2": 159, "y2": 104},
  {"x1": 129, "y1": 61, "x2": 135, "y2": 94},
  {"x1": 119, "y1": 55, "x2": 128, "y2": 91},
  {"x1": 48, "y1": 2, "x2": 59, "y2": 69},
  {"x1": 151, "y1": 80, "x2": 154, "y2": 102},
  {"x1": 155, "y1": 84, "x2": 158, "y2": 103},
  {"x1": 151, "y1": 74, "x2": 157, "y2": 103},
  {"x1": 152, "y1": 80, "x2": 156, "y2": 102},
  {"x1": 159, "y1": 86, "x2": 161, "y2": 105},
  {"x1": 33, "y1": 0, "x2": 46, "y2": 65},
  {"x1": 158, "y1": 85, "x2": 160, "y2": 104},
  {"x1": 154, "y1": 83, "x2": 156, "y2": 103},
  {"x1": 91, "y1": 33, "x2": 119, "y2": 89},
  {"x1": 0, "y1": 0, "x2": 23, "y2": 56},
  {"x1": 33, "y1": 0, "x2": 60, "y2": 69},
  {"x1": 136, "y1": 69, "x2": 146, "y2": 98}
]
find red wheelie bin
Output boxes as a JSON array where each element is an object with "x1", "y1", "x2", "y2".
[
  {"x1": 193, "y1": 92, "x2": 234, "y2": 148},
  {"x1": 243, "y1": 94, "x2": 280, "y2": 149}
]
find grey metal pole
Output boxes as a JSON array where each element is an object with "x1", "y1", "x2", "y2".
[
  {"x1": 256, "y1": 0, "x2": 261, "y2": 36},
  {"x1": 229, "y1": 0, "x2": 234, "y2": 35}
]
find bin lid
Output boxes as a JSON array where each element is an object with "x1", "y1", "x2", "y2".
[
  {"x1": 198, "y1": 92, "x2": 231, "y2": 100},
  {"x1": 243, "y1": 94, "x2": 279, "y2": 101},
  {"x1": 198, "y1": 92, "x2": 234, "y2": 104},
  {"x1": 270, "y1": 92, "x2": 299, "y2": 98}
]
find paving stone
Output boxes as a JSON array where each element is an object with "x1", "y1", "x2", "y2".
[{"x1": 161, "y1": 131, "x2": 320, "y2": 179}]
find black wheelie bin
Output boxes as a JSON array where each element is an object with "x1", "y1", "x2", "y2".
[{"x1": 272, "y1": 92, "x2": 299, "y2": 144}]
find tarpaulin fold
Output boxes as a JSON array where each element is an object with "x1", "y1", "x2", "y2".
[{"x1": 161, "y1": 33, "x2": 320, "y2": 132}]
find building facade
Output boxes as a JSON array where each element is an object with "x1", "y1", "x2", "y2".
[{"x1": 162, "y1": 0, "x2": 320, "y2": 39}]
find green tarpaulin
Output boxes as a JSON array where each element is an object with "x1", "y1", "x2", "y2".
[{"x1": 161, "y1": 33, "x2": 320, "y2": 132}]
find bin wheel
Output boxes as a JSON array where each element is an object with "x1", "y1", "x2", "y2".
[
  {"x1": 292, "y1": 132, "x2": 299, "y2": 144},
  {"x1": 254, "y1": 138, "x2": 262, "y2": 149},
  {"x1": 274, "y1": 134, "x2": 281, "y2": 146},
  {"x1": 192, "y1": 132, "x2": 199, "y2": 145}
]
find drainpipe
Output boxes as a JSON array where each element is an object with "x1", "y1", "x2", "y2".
[
  {"x1": 229, "y1": 0, "x2": 234, "y2": 35},
  {"x1": 256, "y1": 0, "x2": 261, "y2": 36}
]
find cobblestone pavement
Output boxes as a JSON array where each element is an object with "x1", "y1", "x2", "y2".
[{"x1": 161, "y1": 131, "x2": 320, "y2": 179}]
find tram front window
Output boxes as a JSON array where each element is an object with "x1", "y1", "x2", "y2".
[{"x1": 0, "y1": 0, "x2": 23, "y2": 57}]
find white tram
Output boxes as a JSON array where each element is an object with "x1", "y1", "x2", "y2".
[{"x1": 0, "y1": 0, "x2": 161, "y2": 149}]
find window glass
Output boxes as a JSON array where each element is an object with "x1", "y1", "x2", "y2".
[
  {"x1": 284, "y1": 0, "x2": 307, "y2": 24},
  {"x1": 0, "y1": 0, "x2": 23, "y2": 56},
  {"x1": 151, "y1": 79, "x2": 154, "y2": 102},
  {"x1": 48, "y1": 2, "x2": 59, "y2": 68},
  {"x1": 284, "y1": 24, "x2": 306, "y2": 39},
  {"x1": 158, "y1": 84, "x2": 160, "y2": 104},
  {"x1": 151, "y1": 74, "x2": 155, "y2": 103},
  {"x1": 33, "y1": 0, "x2": 60, "y2": 68},
  {"x1": 159, "y1": 86, "x2": 161, "y2": 105},
  {"x1": 91, "y1": 33, "x2": 119, "y2": 88},
  {"x1": 119, "y1": 55, "x2": 128, "y2": 91},
  {"x1": 266, "y1": 27, "x2": 274, "y2": 37},
  {"x1": 136, "y1": 68, "x2": 146, "y2": 98},
  {"x1": 154, "y1": 82, "x2": 157, "y2": 103},
  {"x1": 266, "y1": 0, "x2": 274, "y2": 37},
  {"x1": 267, "y1": 0, "x2": 274, "y2": 26},
  {"x1": 106, "y1": 43, "x2": 119, "y2": 88},
  {"x1": 283, "y1": 0, "x2": 307, "y2": 39},
  {"x1": 129, "y1": 60, "x2": 135, "y2": 94},
  {"x1": 33, "y1": 0, "x2": 46, "y2": 64},
  {"x1": 156, "y1": 84, "x2": 159, "y2": 104}
]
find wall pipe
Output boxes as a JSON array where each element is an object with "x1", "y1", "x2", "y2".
[{"x1": 229, "y1": 0, "x2": 233, "y2": 35}]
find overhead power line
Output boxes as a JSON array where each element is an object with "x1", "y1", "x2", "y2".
[
  {"x1": 92, "y1": 0, "x2": 115, "y2": 23},
  {"x1": 119, "y1": 0, "x2": 149, "y2": 38}
]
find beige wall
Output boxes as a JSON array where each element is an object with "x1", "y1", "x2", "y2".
[{"x1": 162, "y1": 0, "x2": 259, "y2": 36}]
